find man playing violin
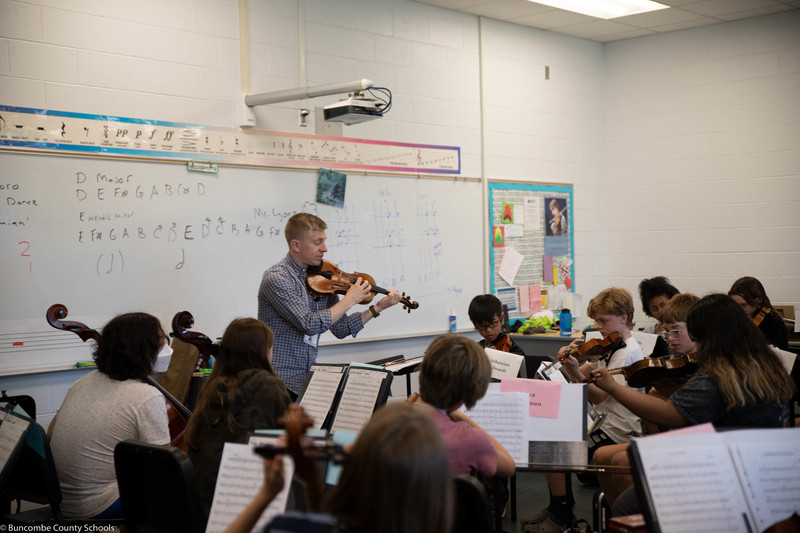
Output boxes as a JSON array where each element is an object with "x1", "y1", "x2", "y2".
[
  {"x1": 258, "y1": 213, "x2": 402, "y2": 398},
  {"x1": 522, "y1": 287, "x2": 644, "y2": 533}
]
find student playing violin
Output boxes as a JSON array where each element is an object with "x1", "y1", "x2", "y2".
[
  {"x1": 468, "y1": 294, "x2": 524, "y2": 355},
  {"x1": 728, "y1": 276, "x2": 789, "y2": 350},
  {"x1": 185, "y1": 318, "x2": 291, "y2": 510},
  {"x1": 521, "y1": 288, "x2": 644, "y2": 533},
  {"x1": 593, "y1": 293, "x2": 699, "y2": 506},
  {"x1": 258, "y1": 213, "x2": 402, "y2": 398},
  {"x1": 590, "y1": 293, "x2": 795, "y2": 517}
]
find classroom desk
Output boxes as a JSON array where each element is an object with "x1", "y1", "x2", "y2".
[{"x1": 510, "y1": 332, "x2": 582, "y2": 358}]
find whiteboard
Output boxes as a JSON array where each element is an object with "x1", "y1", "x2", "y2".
[{"x1": 0, "y1": 150, "x2": 482, "y2": 373}]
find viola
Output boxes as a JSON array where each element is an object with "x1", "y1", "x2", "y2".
[
  {"x1": 46, "y1": 304, "x2": 191, "y2": 451},
  {"x1": 254, "y1": 405, "x2": 345, "y2": 512},
  {"x1": 171, "y1": 310, "x2": 219, "y2": 370},
  {"x1": 306, "y1": 259, "x2": 419, "y2": 313},
  {"x1": 590, "y1": 352, "x2": 700, "y2": 388},
  {"x1": 752, "y1": 306, "x2": 770, "y2": 327}
]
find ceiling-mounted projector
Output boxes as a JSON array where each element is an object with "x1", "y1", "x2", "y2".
[{"x1": 323, "y1": 96, "x2": 384, "y2": 125}]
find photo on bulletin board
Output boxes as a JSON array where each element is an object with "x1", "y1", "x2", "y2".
[{"x1": 545, "y1": 197, "x2": 567, "y2": 237}]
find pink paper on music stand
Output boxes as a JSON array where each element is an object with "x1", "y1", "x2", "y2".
[{"x1": 500, "y1": 377, "x2": 561, "y2": 418}]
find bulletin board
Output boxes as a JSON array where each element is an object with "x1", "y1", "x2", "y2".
[{"x1": 488, "y1": 181, "x2": 574, "y2": 320}]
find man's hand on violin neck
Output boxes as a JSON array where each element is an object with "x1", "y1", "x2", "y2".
[
  {"x1": 379, "y1": 290, "x2": 403, "y2": 310},
  {"x1": 344, "y1": 277, "x2": 372, "y2": 306}
]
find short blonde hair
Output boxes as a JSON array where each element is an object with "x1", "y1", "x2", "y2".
[
  {"x1": 418, "y1": 334, "x2": 491, "y2": 410},
  {"x1": 284, "y1": 212, "x2": 326, "y2": 245},
  {"x1": 587, "y1": 287, "x2": 635, "y2": 328},
  {"x1": 659, "y1": 293, "x2": 699, "y2": 325}
]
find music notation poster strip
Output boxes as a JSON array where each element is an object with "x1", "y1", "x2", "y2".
[{"x1": 0, "y1": 105, "x2": 461, "y2": 174}]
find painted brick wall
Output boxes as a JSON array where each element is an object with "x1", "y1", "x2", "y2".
[{"x1": 603, "y1": 11, "x2": 800, "y2": 316}]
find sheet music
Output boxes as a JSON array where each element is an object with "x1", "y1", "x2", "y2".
[
  {"x1": 727, "y1": 429, "x2": 800, "y2": 533},
  {"x1": 299, "y1": 365, "x2": 345, "y2": 430},
  {"x1": 635, "y1": 432, "x2": 754, "y2": 533},
  {"x1": 329, "y1": 368, "x2": 385, "y2": 434},
  {"x1": 464, "y1": 392, "x2": 529, "y2": 463},
  {"x1": 0, "y1": 411, "x2": 29, "y2": 475},
  {"x1": 205, "y1": 442, "x2": 294, "y2": 533}
]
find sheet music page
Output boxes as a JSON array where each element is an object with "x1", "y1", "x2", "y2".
[
  {"x1": 299, "y1": 365, "x2": 344, "y2": 430},
  {"x1": 464, "y1": 392, "x2": 529, "y2": 463},
  {"x1": 329, "y1": 368, "x2": 385, "y2": 434},
  {"x1": 725, "y1": 428, "x2": 800, "y2": 533},
  {"x1": 634, "y1": 432, "x2": 754, "y2": 533},
  {"x1": 205, "y1": 442, "x2": 294, "y2": 533},
  {"x1": 0, "y1": 412, "x2": 29, "y2": 474}
]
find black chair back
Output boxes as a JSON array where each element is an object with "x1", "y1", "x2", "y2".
[
  {"x1": 2, "y1": 422, "x2": 65, "y2": 523},
  {"x1": 453, "y1": 474, "x2": 492, "y2": 533},
  {"x1": 114, "y1": 439, "x2": 207, "y2": 533},
  {"x1": 0, "y1": 391, "x2": 36, "y2": 419}
]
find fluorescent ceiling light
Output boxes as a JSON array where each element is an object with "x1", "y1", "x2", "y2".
[{"x1": 530, "y1": 0, "x2": 669, "y2": 19}]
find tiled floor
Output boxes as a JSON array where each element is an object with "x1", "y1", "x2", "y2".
[{"x1": 498, "y1": 471, "x2": 601, "y2": 533}]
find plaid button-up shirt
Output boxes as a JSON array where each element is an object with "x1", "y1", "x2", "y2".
[{"x1": 258, "y1": 253, "x2": 364, "y2": 393}]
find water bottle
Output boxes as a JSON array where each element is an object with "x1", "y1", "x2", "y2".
[
  {"x1": 448, "y1": 307, "x2": 457, "y2": 333},
  {"x1": 559, "y1": 308, "x2": 572, "y2": 337}
]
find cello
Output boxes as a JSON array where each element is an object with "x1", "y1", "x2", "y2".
[
  {"x1": 171, "y1": 310, "x2": 219, "y2": 370},
  {"x1": 306, "y1": 259, "x2": 419, "y2": 313},
  {"x1": 46, "y1": 304, "x2": 191, "y2": 451}
]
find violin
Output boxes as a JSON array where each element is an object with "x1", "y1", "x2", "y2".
[
  {"x1": 558, "y1": 332, "x2": 625, "y2": 365},
  {"x1": 254, "y1": 405, "x2": 346, "y2": 512},
  {"x1": 46, "y1": 304, "x2": 191, "y2": 452},
  {"x1": 489, "y1": 333, "x2": 514, "y2": 353},
  {"x1": 590, "y1": 352, "x2": 700, "y2": 388},
  {"x1": 306, "y1": 259, "x2": 419, "y2": 313},
  {"x1": 752, "y1": 306, "x2": 770, "y2": 327},
  {"x1": 171, "y1": 310, "x2": 219, "y2": 370}
]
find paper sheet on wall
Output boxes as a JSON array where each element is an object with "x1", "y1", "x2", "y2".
[
  {"x1": 529, "y1": 285, "x2": 542, "y2": 313},
  {"x1": 206, "y1": 443, "x2": 294, "y2": 533},
  {"x1": 523, "y1": 197, "x2": 542, "y2": 232},
  {"x1": 542, "y1": 255, "x2": 553, "y2": 283},
  {"x1": 505, "y1": 224, "x2": 524, "y2": 237},
  {"x1": 497, "y1": 246, "x2": 523, "y2": 286},
  {"x1": 496, "y1": 287, "x2": 518, "y2": 312},
  {"x1": 519, "y1": 286, "x2": 530, "y2": 314}
]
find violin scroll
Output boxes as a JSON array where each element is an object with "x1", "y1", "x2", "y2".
[{"x1": 400, "y1": 292, "x2": 419, "y2": 313}]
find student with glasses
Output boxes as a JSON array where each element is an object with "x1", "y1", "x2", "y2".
[
  {"x1": 468, "y1": 294, "x2": 524, "y2": 355},
  {"x1": 590, "y1": 293, "x2": 794, "y2": 518},
  {"x1": 593, "y1": 293, "x2": 699, "y2": 508}
]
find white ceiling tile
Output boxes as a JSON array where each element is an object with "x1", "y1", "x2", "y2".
[{"x1": 410, "y1": 0, "x2": 799, "y2": 42}]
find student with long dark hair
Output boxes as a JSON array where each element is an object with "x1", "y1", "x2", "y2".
[
  {"x1": 591, "y1": 293, "x2": 795, "y2": 515},
  {"x1": 728, "y1": 276, "x2": 789, "y2": 349},
  {"x1": 186, "y1": 317, "x2": 291, "y2": 509}
]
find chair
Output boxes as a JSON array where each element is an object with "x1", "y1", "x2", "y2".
[
  {"x1": 453, "y1": 474, "x2": 492, "y2": 533},
  {"x1": 0, "y1": 391, "x2": 36, "y2": 420},
  {"x1": 114, "y1": 439, "x2": 207, "y2": 533},
  {"x1": 1, "y1": 422, "x2": 65, "y2": 523}
]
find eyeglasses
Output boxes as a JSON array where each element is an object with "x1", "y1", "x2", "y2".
[
  {"x1": 474, "y1": 320, "x2": 501, "y2": 331},
  {"x1": 660, "y1": 327, "x2": 684, "y2": 340}
]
